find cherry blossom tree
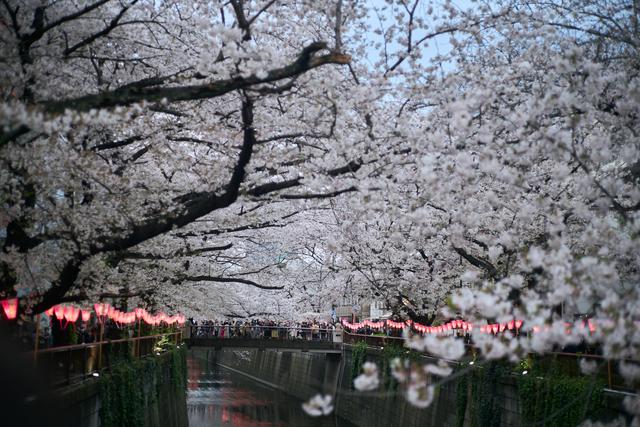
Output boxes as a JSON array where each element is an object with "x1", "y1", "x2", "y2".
[
  {"x1": 0, "y1": 0, "x2": 361, "y2": 313},
  {"x1": 326, "y1": 0, "x2": 639, "y2": 414}
]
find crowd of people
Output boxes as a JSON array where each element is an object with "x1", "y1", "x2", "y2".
[{"x1": 189, "y1": 318, "x2": 339, "y2": 341}]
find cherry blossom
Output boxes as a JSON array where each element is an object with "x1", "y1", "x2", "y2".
[{"x1": 302, "y1": 394, "x2": 334, "y2": 417}]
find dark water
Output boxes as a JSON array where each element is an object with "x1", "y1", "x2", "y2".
[{"x1": 186, "y1": 355, "x2": 357, "y2": 427}]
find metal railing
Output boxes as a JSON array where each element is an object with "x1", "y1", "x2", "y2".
[
  {"x1": 343, "y1": 330, "x2": 638, "y2": 392},
  {"x1": 343, "y1": 330, "x2": 405, "y2": 347},
  {"x1": 190, "y1": 325, "x2": 335, "y2": 342},
  {"x1": 31, "y1": 331, "x2": 183, "y2": 388}
]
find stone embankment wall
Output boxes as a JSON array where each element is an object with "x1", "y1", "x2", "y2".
[
  {"x1": 191, "y1": 346, "x2": 521, "y2": 427},
  {"x1": 55, "y1": 347, "x2": 188, "y2": 427}
]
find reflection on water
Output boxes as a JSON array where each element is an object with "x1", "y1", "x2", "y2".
[{"x1": 187, "y1": 354, "x2": 356, "y2": 427}]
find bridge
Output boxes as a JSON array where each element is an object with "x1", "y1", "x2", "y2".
[
  {"x1": 187, "y1": 324, "x2": 348, "y2": 354},
  {"x1": 189, "y1": 336, "x2": 343, "y2": 354}
]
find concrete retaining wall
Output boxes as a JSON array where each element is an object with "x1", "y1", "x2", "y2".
[{"x1": 194, "y1": 347, "x2": 340, "y2": 400}]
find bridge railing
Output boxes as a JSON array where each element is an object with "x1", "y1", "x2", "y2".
[
  {"x1": 343, "y1": 330, "x2": 405, "y2": 347},
  {"x1": 30, "y1": 331, "x2": 183, "y2": 388},
  {"x1": 190, "y1": 325, "x2": 335, "y2": 342}
]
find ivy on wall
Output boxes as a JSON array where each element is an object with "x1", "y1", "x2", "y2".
[
  {"x1": 454, "y1": 361, "x2": 516, "y2": 427},
  {"x1": 454, "y1": 358, "x2": 607, "y2": 427},
  {"x1": 350, "y1": 341, "x2": 368, "y2": 386},
  {"x1": 99, "y1": 345, "x2": 187, "y2": 427},
  {"x1": 518, "y1": 370, "x2": 604, "y2": 427},
  {"x1": 458, "y1": 361, "x2": 505, "y2": 427},
  {"x1": 350, "y1": 341, "x2": 422, "y2": 391},
  {"x1": 455, "y1": 371, "x2": 468, "y2": 427}
]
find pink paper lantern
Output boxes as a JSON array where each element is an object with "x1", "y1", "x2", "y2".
[
  {"x1": 515, "y1": 320, "x2": 523, "y2": 329},
  {"x1": 54, "y1": 305, "x2": 65, "y2": 320},
  {"x1": 1, "y1": 298, "x2": 18, "y2": 320}
]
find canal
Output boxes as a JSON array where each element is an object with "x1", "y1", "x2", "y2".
[{"x1": 186, "y1": 354, "x2": 357, "y2": 427}]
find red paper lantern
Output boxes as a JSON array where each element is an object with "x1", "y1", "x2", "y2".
[
  {"x1": 507, "y1": 320, "x2": 515, "y2": 330},
  {"x1": 1, "y1": 298, "x2": 18, "y2": 320},
  {"x1": 93, "y1": 303, "x2": 102, "y2": 316},
  {"x1": 81, "y1": 310, "x2": 91, "y2": 322},
  {"x1": 588, "y1": 319, "x2": 596, "y2": 333},
  {"x1": 54, "y1": 305, "x2": 65, "y2": 320},
  {"x1": 64, "y1": 306, "x2": 80, "y2": 323},
  {"x1": 94, "y1": 303, "x2": 111, "y2": 320},
  {"x1": 515, "y1": 320, "x2": 523, "y2": 329},
  {"x1": 499, "y1": 323, "x2": 506, "y2": 332},
  {"x1": 45, "y1": 306, "x2": 55, "y2": 317},
  {"x1": 491, "y1": 324, "x2": 499, "y2": 334}
]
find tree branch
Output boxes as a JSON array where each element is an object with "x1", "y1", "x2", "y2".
[
  {"x1": 453, "y1": 246, "x2": 499, "y2": 279},
  {"x1": 41, "y1": 42, "x2": 350, "y2": 114},
  {"x1": 182, "y1": 276, "x2": 284, "y2": 290}
]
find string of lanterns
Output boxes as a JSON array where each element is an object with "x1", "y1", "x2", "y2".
[
  {"x1": 342, "y1": 318, "x2": 597, "y2": 335},
  {"x1": 341, "y1": 318, "x2": 524, "y2": 335},
  {"x1": 0, "y1": 296, "x2": 185, "y2": 328}
]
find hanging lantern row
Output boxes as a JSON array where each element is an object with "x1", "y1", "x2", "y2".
[
  {"x1": 342, "y1": 317, "x2": 530, "y2": 335},
  {"x1": 43, "y1": 305, "x2": 83, "y2": 329},
  {"x1": 364, "y1": 320, "x2": 385, "y2": 329},
  {"x1": 341, "y1": 319, "x2": 412, "y2": 331},
  {"x1": 91, "y1": 303, "x2": 185, "y2": 326},
  {"x1": 386, "y1": 320, "x2": 406, "y2": 329},
  {"x1": 410, "y1": 319, "x2": 473, "y2": 334},
  {"x1": 479, "y1": 320, "x2": 523, "y2": 334},
  {"x1": 343, "y1": 316, "x2": 599, "y2": 337},
  {"x1": 0, "y1": 296, "x2": 186, "y2": 329}
]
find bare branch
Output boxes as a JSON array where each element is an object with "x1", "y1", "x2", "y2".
[{"x1": 182, "y1": 276, "x2": 284, "y2": 290}]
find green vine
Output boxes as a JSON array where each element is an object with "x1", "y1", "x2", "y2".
[
  {"x1": 99, "y1": 345, "x2": 187, "y2": 427},
  {"x1": 462, "y1": 361, "x2": 507, "y2": 427},
  {"x1": 518, "y1": 361, "x2": 604, "y2": 427},
  {"x1": 351, "y1": 341, "x2": 368, "y2": 386},
  {"x1": 171, "y1": 345, "x2": 187, "y2": 392},
  {"x1": 380, "y1": 343, "x2": 420, "y2": 391},
  {"x1": 455, "y1": 370, "x2": 468, "y2": 427}
]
